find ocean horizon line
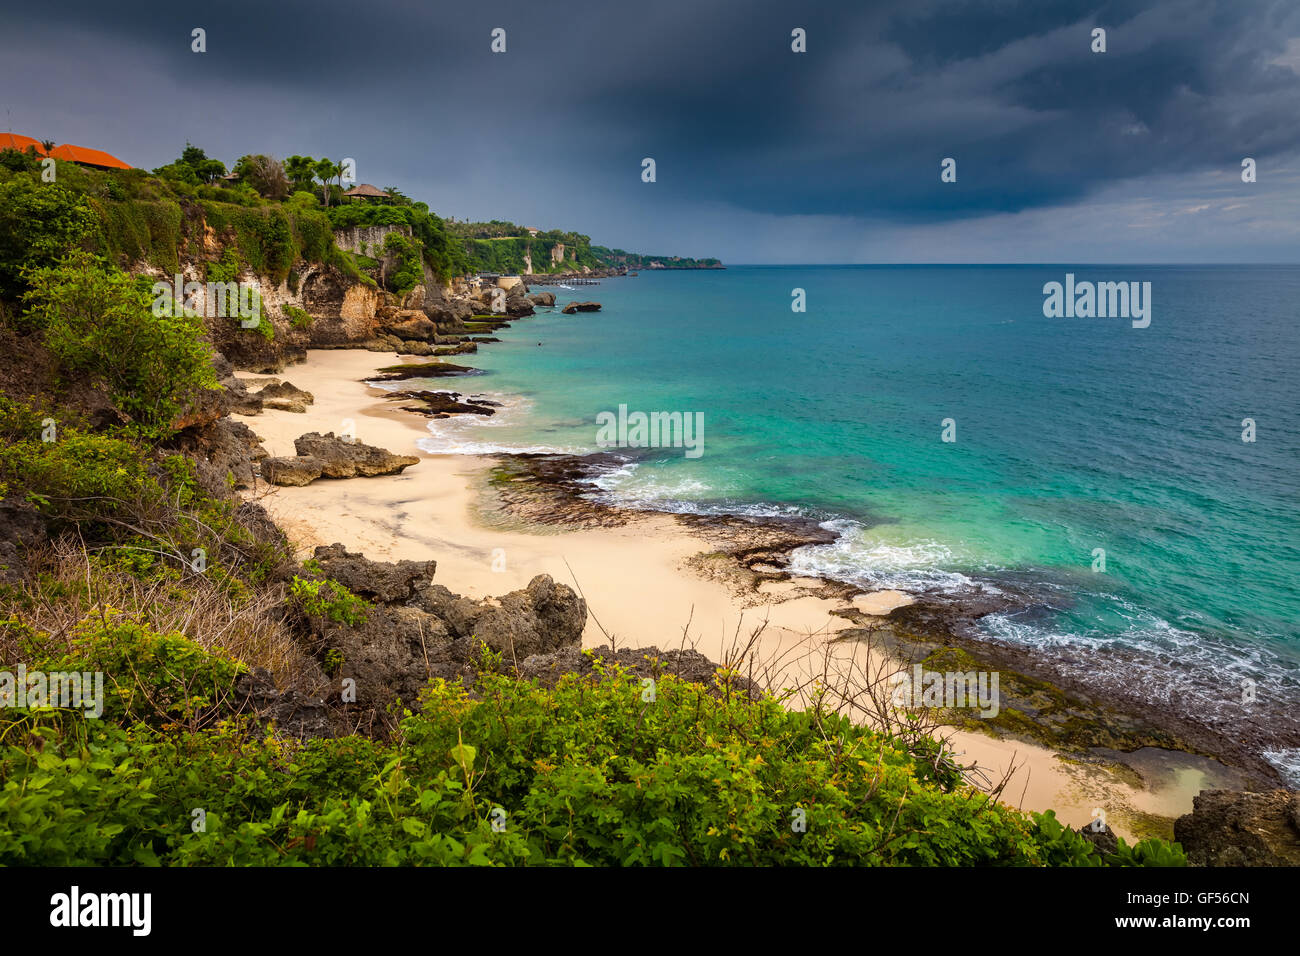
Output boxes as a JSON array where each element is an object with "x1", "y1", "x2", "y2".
[{"x1": 716, "y1": 261, "x2": 1300, "y2": 268}]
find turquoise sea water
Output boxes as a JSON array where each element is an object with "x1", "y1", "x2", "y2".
[{"x1": 388, "y1": 265, "x2": 1300, "y2": 777}]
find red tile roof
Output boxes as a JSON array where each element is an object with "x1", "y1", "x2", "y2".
[
  {"x1": 0, "y1": 133, "x2": 47, "y2": 155},
  {"x1": 48, "y1": 143, "x2": 131, "y2": 170}
]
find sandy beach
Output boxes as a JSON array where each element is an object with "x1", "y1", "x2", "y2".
[{"x1": 233, "y1": 348, "x2": 1236, "y2": 837}]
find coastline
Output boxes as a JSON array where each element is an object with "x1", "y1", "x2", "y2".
[{"x1": 233, "y1": 348, "x2": 1251, "y2": 839}]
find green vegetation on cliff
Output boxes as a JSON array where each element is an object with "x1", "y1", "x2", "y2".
[
  {"x1": 589, "y1": 244, "x2": 723, "y2": 270},
  {"x1": 446, "y1": 220, "x2": 723, "y2": 274},
  {"x1": 21, "y1": 252, "x2": 218, "y2": 440},
  {"x1": 0, "y1": 143, "x2": 721, "y2": 299},
  {"x1": 0, "y1": 644, "x2": 1182, "y2": 866}
]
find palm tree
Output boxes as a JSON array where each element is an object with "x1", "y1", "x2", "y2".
[
  {"x1": 284, "y1": 155, "x2": 316, "y2": 194},
  {"x1": 39, "y1": 139, "x2": 55, "y2": 156},
  {"x1": 314, "y1": 158, "x2": 339, "y2": 207}
]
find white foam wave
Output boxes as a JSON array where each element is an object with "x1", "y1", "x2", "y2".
[
  {"x1": 786, "y1": 518, "x2": 992, "y2": 593},
  {"x1": 1261, "y1": 749, "x2": 1300, "y2": 787},
  {"x1": 414, "y1": 390, "x2": 588, "y2": 456}
]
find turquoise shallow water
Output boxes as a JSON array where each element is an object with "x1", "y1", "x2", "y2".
[{"x1": 388, "y1": 265, "x2": 1300, "y2": 777}]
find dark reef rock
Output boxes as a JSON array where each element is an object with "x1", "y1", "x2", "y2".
[
  {"x1": 234, "y1": 667, "x2": 333, "y2": 739},
  {"x1": 388, "y1": 389, "x2": 497, "y2": 418},
  {"x1": 432, "y1": 342, "x2": 478, "y2": 356},
  {"x1": 172, "y1": 417, "x2": 270, "y2": 492},
  {"x1": 561, "y1": 301, "x2": 602, "y2": 314},
  {"x1": 370, "y1": 361, "x2": 478, "y2": 381},
  {"x1": 1175, "y1": 790, "x2": 1300, "y2": 866},
  {"x1": 1075, "y1": 822, "x2": 1119, "y2": 857},
  {"x1": 309, "y1": 543, "x2": 435, "y2": 603},
  {"x1": 297, "y1": 546, "x2": 585, "y2": 710},
  {"x1": 320, "y1": 604, "x2": 454, "y2": 709},
  {"x1": 413, "y1": 574, "x2": 587, "y2": 663},
  {"x1": 0, "y1": 497, "x2": 46, "y2": 587},
  {"x1": 282, "y1": 541, "x2": 759, "y2": 729}
]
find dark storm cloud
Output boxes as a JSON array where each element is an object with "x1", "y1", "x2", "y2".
[{"x1": 1, "y1": 0, "x2": 1297, "y2": 255}]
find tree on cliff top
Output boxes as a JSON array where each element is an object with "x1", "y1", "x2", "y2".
[
  {"x1": 284, "y1": 155, "x2": 317, "y2": 194},
  {"x1": 233, "y1": 154, "x2": 291, "y2": 201},
  {"x1": 314, "y1": 158, "x2": 340, "y2": 208}
]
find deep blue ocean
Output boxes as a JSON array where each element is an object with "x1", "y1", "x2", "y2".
[{"x1": 387, "y1": 265, "x2": 1300, "y2": 778}]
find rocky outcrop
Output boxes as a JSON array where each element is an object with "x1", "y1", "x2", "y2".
[
  {"x1": 260, "y1": 432, "x2": 420, "y2": 486},
  {"x1": 256, "y1": 381, "x2": 314, "y2": 404},
  {"x1": 254, "y1": 380, "x2": 315, "y2": 413},
  {"x1": 309, "y1": 543, "x2": 435, "y2": 603},
  {"x1": 262, "y1": 455, "x2": 324, "y2": 486},
  {"x1": 528, "y1": 291, "x2": 556, "y2": 307},
  {"x1": 561, "y1": 301, "x2": 601, "y2": 314},
  {"x1": 173, "y1": 417, "x2": 270, "y2": 493},
  {"x1": 432, "y1": 342, "x2": 477, "y2": 356},
  {"x1": 1075, "y1": 822, "x2": 1119, "y2": 857},
  {"x1": 379, "y1": 311, "x2": 437, "y2": 341},
  {"x1": 222, "y1": 375, "x2": 264, "y2": 415},
  {"x1": 1175, "y1": 790, "x2": 1300, "y2": 866},
  {"x1": 234, "y1": 667, "x2": 333, "y2": 739},
  {"x1": 518, "y1": 645, "x2": 762, "y2": 700},
  {"x1": 412, "y1": 574, "x2": 587, "y2": 663},
  {"x1": 294, "y1": 545, "x2": 584, "y2": 710},
  {"x1": 423, "y1": 297, "x2": 474, "y2": 333},
  {"x1": 286, "y1": 545, "x2": 760, "y2": 728},
  {"x1": 322, "y1": 604, "x2": 455, "y2": 709},
  {"x1": 263, "y1": 398, "x2": 309, "y2": 413},
  {"x1": 292, "y1": 432, "x2": 420, "y2": 479},
  {"x1": 505, "y1": 293, "x2": 535, "y2": 317},
  {"x1": 173, "y1": 381, "x2": 230, "y2": 431},
  {"x1": 0, "y1": 497, "x2": 46, "y2": 588}
]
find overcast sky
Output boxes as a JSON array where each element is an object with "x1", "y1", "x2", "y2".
[{"x1": 3, "y1": 0, "x2": 1298, "y2": 263}]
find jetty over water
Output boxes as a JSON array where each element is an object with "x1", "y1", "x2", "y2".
[{"x1": 527, "y1": 276, "x2": 602, "y2": 286}]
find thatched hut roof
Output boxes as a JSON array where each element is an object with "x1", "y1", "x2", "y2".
[{"x1": 344, "y1": 183, "x2": 391, "y2": 199}]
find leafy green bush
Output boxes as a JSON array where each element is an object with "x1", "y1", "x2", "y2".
[
  {"x1": 0, "y1": 406, "x2": 161, "y2": 527},
  {"x1": 0, "y1": 146, "x2": 41, "y2": 174},
  {"x1": 282, "y1": 304, "x2": 314, "y2": 329},
  {"x1": 38, "y1": 619, "x2": 245, "y2": 728},
  {"x1": 382, "y1": 232, "x2": 423, "y2": 295},
  {"x1": 21, "y1": 252, "x2": 218, "y2": 439},
  {"x1": 289, "y1": 576, "x2": 370, "y2": 626},
  {"x1": 0, "y1": 177, "x2": 97, "y2": 298},
  {"x1": 0, "y1": 661, "x2": 1186, "y2": 866}
]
